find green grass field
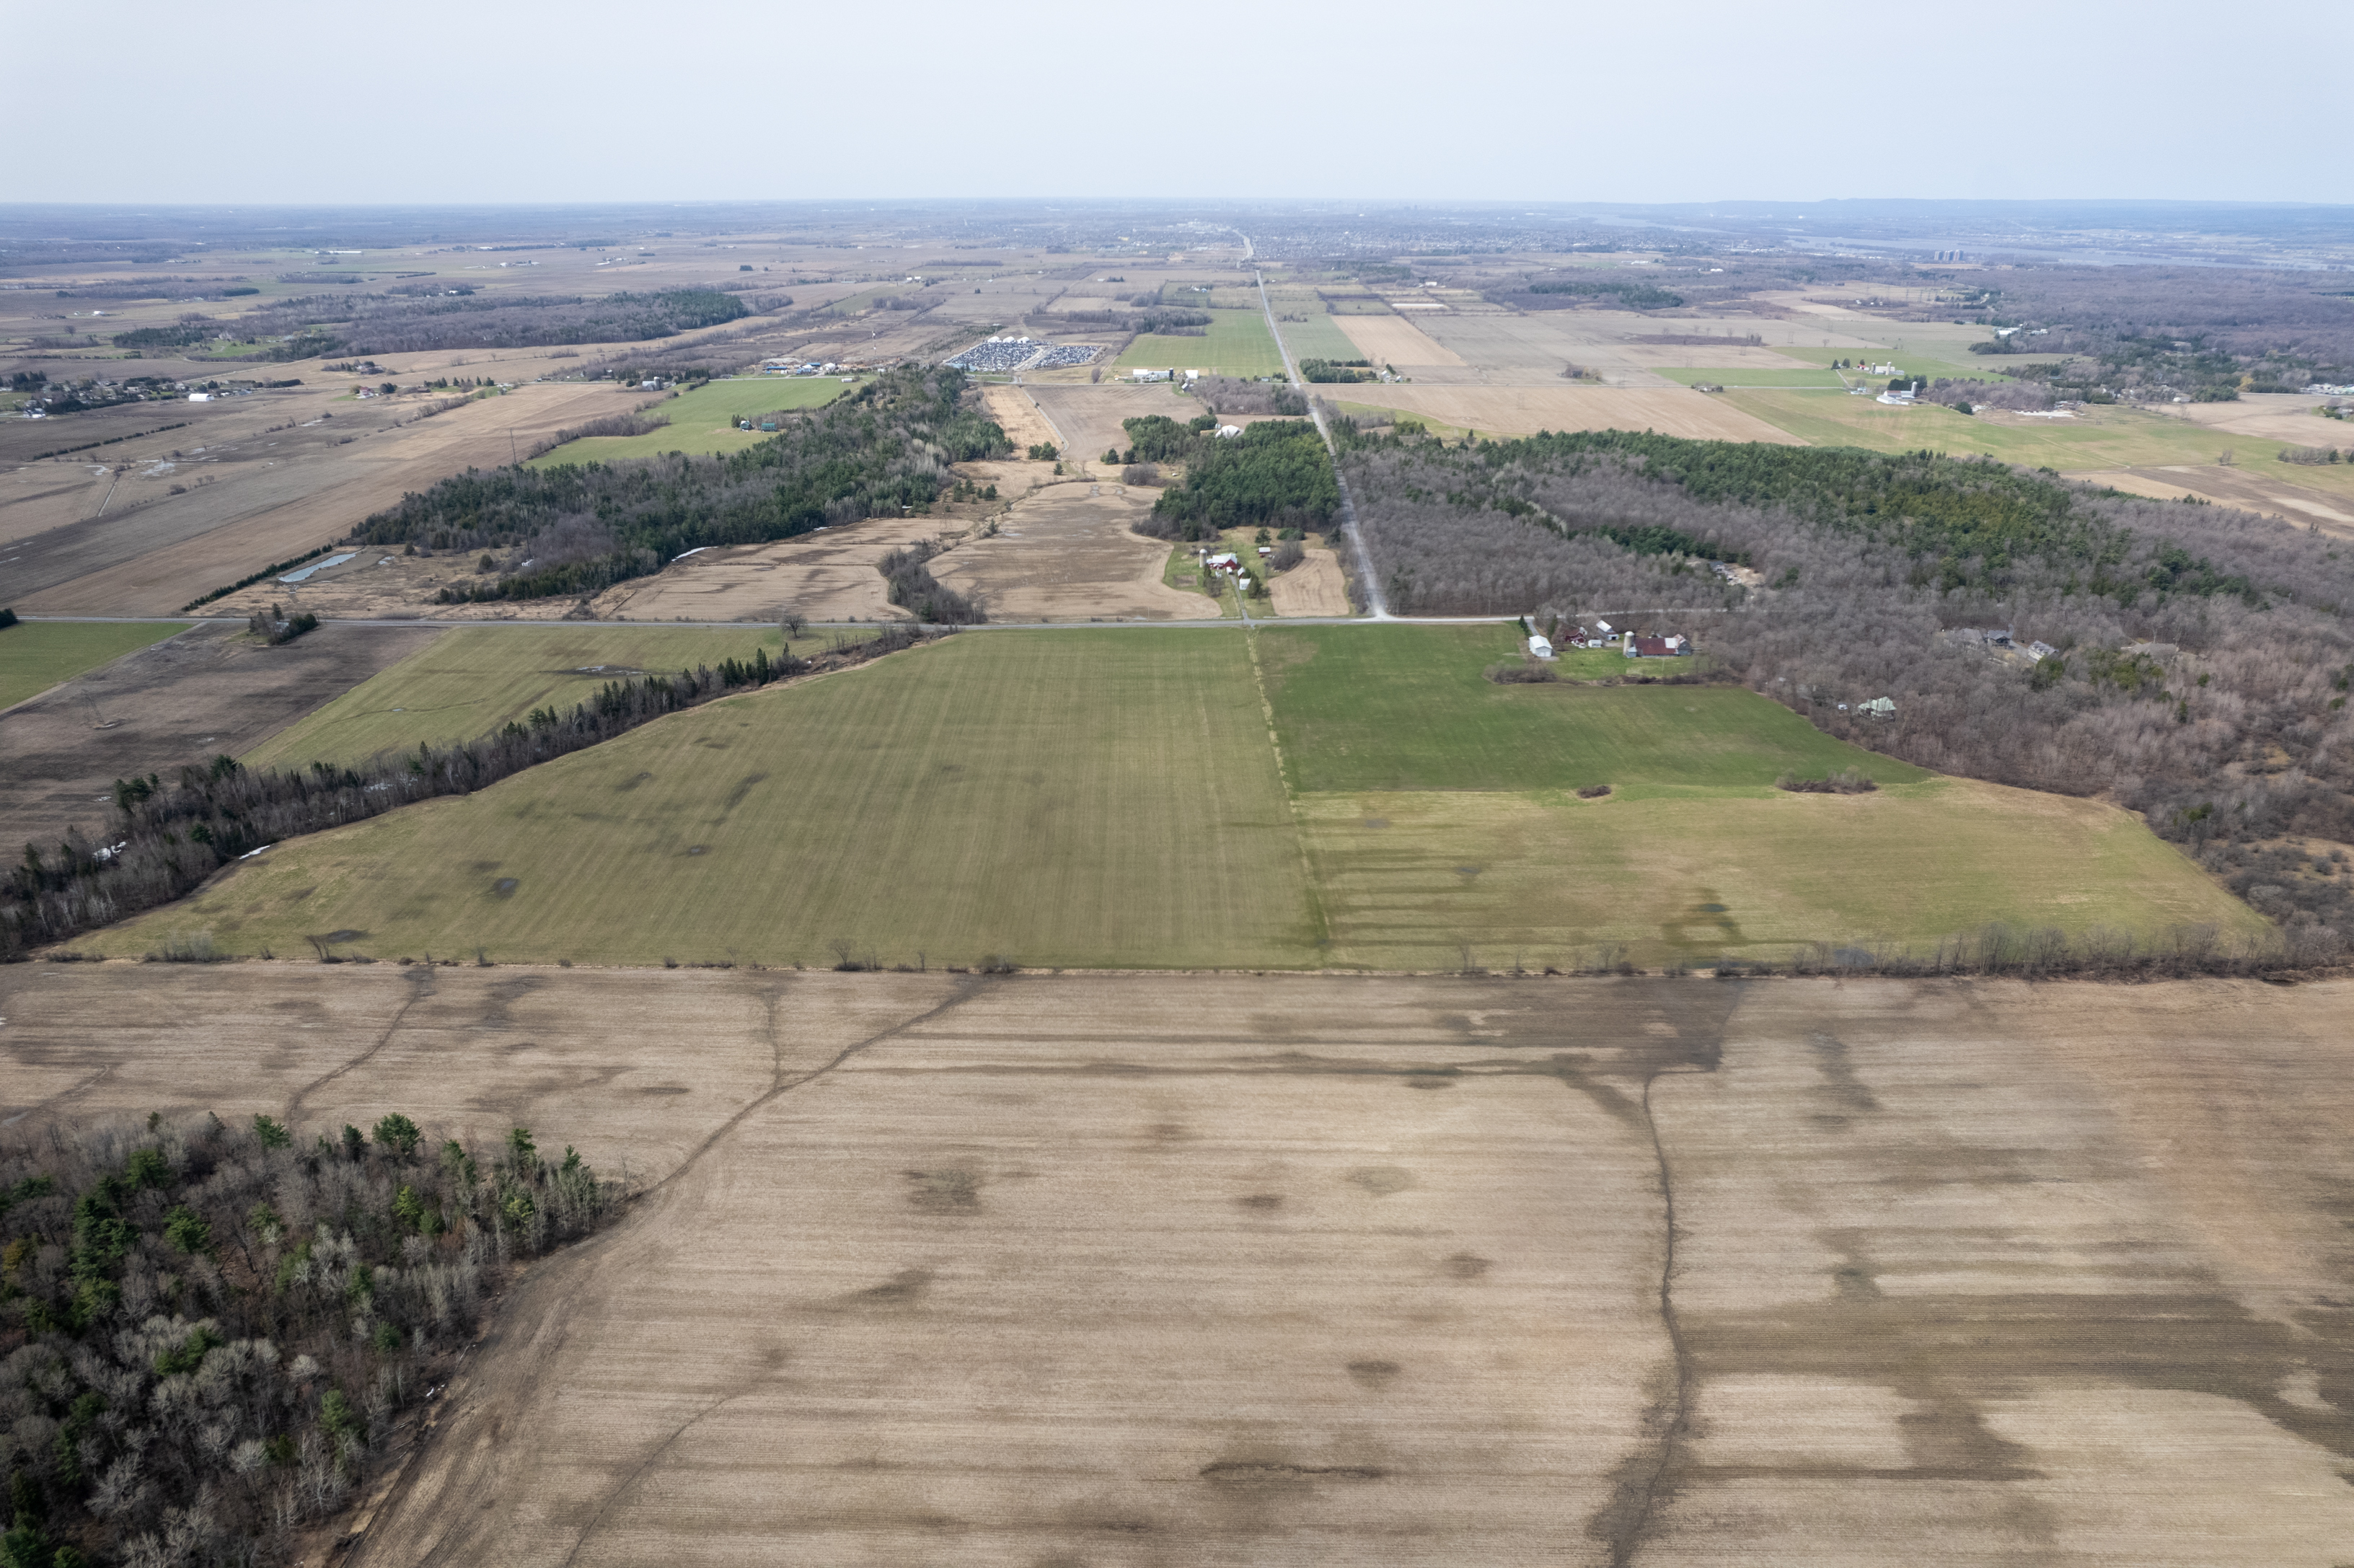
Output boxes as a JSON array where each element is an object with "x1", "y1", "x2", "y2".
[
  {"x1": 1723, "y1": 391, "x2": 2301, "y2": 471},
  {"x1": 0, "y1": 620, "x2": 188, "y2": 710},
  {"x1": 1117, "y1": 309, "x2": 1286, "y2": 379},
  {"x1": 528, "y1": 378, "x2": 855, "y2": 467},
  {"x1": 239, "y1": 626, "x2": 790, "y2": 771},
  {"x1": 96, "y1": 625, "x2": 2260, "y2": 970},
  {"x1": 1274, "y1": 312, "x2": 1362, "y2": 364},
  {"x1": 1255, "y1": 625, "x2": 1927, "y2": 794}
]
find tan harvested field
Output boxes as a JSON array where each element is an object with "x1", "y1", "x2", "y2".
[
  {"x1": 1340, "y1": 384, "x2": 1807, "y2": 443},
  {"x1": 4, "y1": 965, "x2": 2352, "y2": 1564},
  {"x1": 1269, "y1": 543, "x2": 1350, "y2": 616},
  {"x1": 929, "y1": 483, "x2": 1216, "y2": 620},
  {"x1": 592, "y1": 514, "x2": 955, "y2": 623},
  {"x1": 15, "y1": 382, "x2": 646, "y2": 616},
  {"x1": 1334, "y1": 314, "x2": 1467, "y2": 367},
  {"x1": 977, "y1": 383, "x2": 1062, "y2": 453},
  {"x1": 0, "y1": 621, "x2": 442, "y2": 848},
  {"x1": 1026, "y1": 382, "x2": 1199, "y2": 464}
]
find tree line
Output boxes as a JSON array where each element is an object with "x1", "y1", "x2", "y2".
[
  {"x1": 0, "y1": 1109, "x2": 622, "y2": 1567},
  {"x1": 188, "y1": 288, "x2": 751, "y2": 359},
  {"x1": 354, "y1": 368, "x2": 1009, "y2": 605},
  {"x1": 1339, "y1": 426, "x2": 2354, "y2": 952},
  {"x1": 1127, "y1": 418, "x2": 1338, "y2": 541}
]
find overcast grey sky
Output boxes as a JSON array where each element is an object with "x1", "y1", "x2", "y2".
[{"x1": 7, "y1": 0, "x2": 2348, "y2": 206}]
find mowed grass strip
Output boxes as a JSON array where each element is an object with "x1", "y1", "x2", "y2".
[
  {"x1": 239, "y1": 626, "x2": 789, "y2": 772},
  {"x1": 0, "y1": 620, "x2": 188, "y2": 710},
  {"x1": 1256, "y1": 624, "x2": 1928, "y2": 794},
  {"x1": 1299, "y1": 780, "x2": 2262, "y2": 971},
  {"x1": 1116, "y1": 309, "x2": 1286, "y2": 379},
  {"x1": 1273, "y1": 311, "x2": 1362, "y2": 364},
  {"x1": 110, "y1": 630, "x2": 1313, "y2": 969},
  {"x1": 527, "y1": 377, "x2": 856, "y2": 467}
]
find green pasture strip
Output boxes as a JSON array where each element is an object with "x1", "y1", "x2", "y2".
[
  {"x1": 1116, "y1": 309, "x2": 1287, "y2": 379},
  {"x1": 0, "y1": 621, "x2": 189, "y2": 710},
  {"x1": 239, "y1": 625, "x2": 789, "y2": 772},
  {"x1": 1254, "y1": 624, "x2": 1926, "y2": 794}
]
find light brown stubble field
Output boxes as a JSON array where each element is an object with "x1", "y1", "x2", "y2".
[{"x1": 4, "y1": 966, "x2": 2350, "y2": 1564}]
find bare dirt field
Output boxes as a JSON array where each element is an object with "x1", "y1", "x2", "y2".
[
  {"x1": 4, "y1": 966, "x2": 2350, "y2": 1564},
  {"x1": 1027, "y1": 383, "x2": 1199, "y2": 464},
  {"x1": 1341, "y1": 385, "x2": 1807, "y2": 444},
  {"x1": 1269, "y1": 544, "x2": 1350, "y2": 616},
  {"x1": 1335, "y1": 314, "x2": 1467, "y2": 368},
  {"x1": 929, "y1": 483, "x2": 1217, "y2": 621},
  {"x1": 0, "y1": 620, "x2": 443, "y2": 849}
]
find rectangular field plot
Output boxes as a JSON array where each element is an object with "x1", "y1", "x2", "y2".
[
  {"x1": 0, "y1": 619, "x2": 188, "y2": 710},
  {"x1": 1116, "y1": 309, "x2": 1287, "y2": 379},
  {"x1": 1273, "y1": 310, "x2": 1363, "y2": 363},
  {"x1": 239, "y1": 625, "x2": 789, "y2": 771}
]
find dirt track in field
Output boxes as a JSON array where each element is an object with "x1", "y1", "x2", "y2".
[{"x1": 6, "y1": 966, "x2": 2352, "y2": 1565}]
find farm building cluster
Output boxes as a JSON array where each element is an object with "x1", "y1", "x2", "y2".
[
  {"x1": 1528, "y1": 620, "x2": 1694, "y2": 660},
  {"x1": 945, "y1": 338, "x2": 1101, "y2": 374}
]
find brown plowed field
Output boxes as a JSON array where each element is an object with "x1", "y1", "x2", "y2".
[{"x1": 6, "y1": 967, "x2": 2351, "y2": 1564}]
